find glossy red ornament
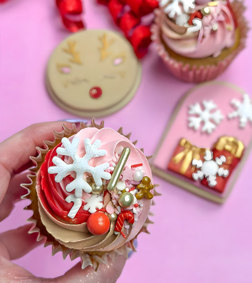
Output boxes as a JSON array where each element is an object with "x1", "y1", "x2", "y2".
[{"x1": 87, "y1": 212, "x2": 110, "y2": 235}]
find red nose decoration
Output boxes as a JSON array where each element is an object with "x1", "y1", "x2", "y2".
[{"x1": 89, "y1": 87, "x2": 102, "y2": 99}]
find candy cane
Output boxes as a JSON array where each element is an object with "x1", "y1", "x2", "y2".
[
  {"x1": 114, "y1": 211, "x2": 134, "y2": 238},
  {"x1": 65, "y1": 195, "x2": 82, "y2": 219}
]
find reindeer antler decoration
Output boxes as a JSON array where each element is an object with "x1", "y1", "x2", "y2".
[
  {"x1": 99, "y1": 34, "x2": 114, "y2": 61},
  {"x1": 63, "y1": 41, "x2": 82, "y2": 65}
]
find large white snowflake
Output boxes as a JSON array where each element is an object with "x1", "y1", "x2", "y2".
[
  {"x1": 48, "y1": 137, "x2": 111, "y2": 197},
  {"x1": 188, "y1": 100, "x2": 224, "y2": 134},
  {"x1": 159, "y1": 0, "x2": 195, "y2": 18},
  {"x1": 84, "y1": 194, "x2": 103, "y2": 214},
  {"x1": 192, "y1": 150, "x2": 229, "y2": 187},
  {"x1": 228, "y1": 94, "x2": 252, "y2": 128}
]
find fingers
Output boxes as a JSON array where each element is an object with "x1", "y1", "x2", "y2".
[
  {"x1": 0, "y1": 173, "x2": 28, "y2": 221},
  {"x1": 54, "y1": 254, "x2": 126, "y2": 283},
  {"x1": 0, "y1": 121, "x2": 73, "y2": 175},
  {"x1": 7, "y1": 172, "x2": 28, "y2": 202},
  {"x1": 0, "y1": 224, "x2": 44, "y2": 260},
  {"x1": 0, "y1": 256, "x2": 39, "y2": 283},
  {"x1": 0, "y1": 121, "x2": 72, "y2": 203}
]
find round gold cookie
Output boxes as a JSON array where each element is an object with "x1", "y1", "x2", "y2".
[{"x1": 46, "y1": 29, "x2": 142, "y2": 118}]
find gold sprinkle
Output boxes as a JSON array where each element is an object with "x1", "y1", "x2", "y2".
[{"x1": 208, "y1": 1, "x2": 218, "y2": 7}]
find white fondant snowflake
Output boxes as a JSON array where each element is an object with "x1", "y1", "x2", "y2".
[
  {"x1": 228, "y1": 94, "x2": 252, "y2": 128},
  {"x1": 159, "y1": 0, "x2": 195, "y2": 18},
  {"x1": 48, "y1": 137, "x2": 111, "y2": 197},
  {"x1": 188, "y1": 100, "x2": 224, "y2": 134},
  {"x1": 192, "y1": 150, "x2": 229, "y2": 187},
  {"x1": 83, "y1": 194, "x2": 103, "y2": 214}
]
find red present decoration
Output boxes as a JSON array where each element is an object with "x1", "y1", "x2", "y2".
[
  {"x1": 168, "y1": 137, "x2": 244, "y2": 194},
  {"x1": 168, "y1": 138, "x2": 206, "y2": 180},
  {"x1": 201, "y1": 137, "x2": 244, "y2": 193}
]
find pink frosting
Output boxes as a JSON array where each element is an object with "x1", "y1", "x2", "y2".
[
  {"x1": 160, "y1": 1, "x2": 236, "y2": 58},
  {"x1": 73, "y1": 127, "x2": 153, "y2": 243}
]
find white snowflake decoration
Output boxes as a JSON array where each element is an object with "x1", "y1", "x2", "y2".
[
  {"x1": 192, "y1": 150, "x2": 229, "y2": 187},
  {"x1": 188, "y1": 100, "x2": 224, "y2": 134},
  {"x1": 228, "y1": 94, "x2": 252, "y2": 128},
  {"x1": 84, "y1": 194, "x2": 103, "y2": 214},
  {"x1": 48, "y1": 137, "x2": 111, "y2": 197},
  {"x1": 159, "y1": 0, "x2": 195, "y2": 18}
]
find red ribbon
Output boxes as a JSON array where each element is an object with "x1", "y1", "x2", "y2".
[
  {"x1": 99, "y1": 0, "x2": 157, "y2": 58},
  {"x1": 0, "y1": 0, "x2": 85, "y2": 32},
  {"x1": 127, "y1": 0, "x2": 158, "y2": 17},
  {"x1": 130, "y1": 25, "x2": 152, "y2": 58},
  {"x1": 56, "y1": 0, "x2": 85, "y2": 32},
  {"x1": 108, "y1": 0, "x2": 124, "y2": 24},
  {"x1": 119, "y1": 12, "x2": 141, "y2": 36}
]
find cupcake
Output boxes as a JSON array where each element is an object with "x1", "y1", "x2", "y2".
[
  {"x1": 22, "y1": 121, "x2": 159, "y2": 269},
  {"x1": 152, "y1": 0, "x2": 248, "y2": 83}
]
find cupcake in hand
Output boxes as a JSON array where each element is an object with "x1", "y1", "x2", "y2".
[
  {"x1": 152, "y1": 0, "x2": 248, "y2": 83},
  {"x1": 22, "y1": 121, "x2": 159, "y2": 270}
]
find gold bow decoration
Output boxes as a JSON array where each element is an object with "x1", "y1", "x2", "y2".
[
  {"x1": 172, "y1": 138, "x2": 207, "y2": 175},
  {"x1": 214, "y1": 136, "x2": 244, "y2": 159}
]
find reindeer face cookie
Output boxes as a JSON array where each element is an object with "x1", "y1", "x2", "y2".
[{"x1": 46, "y1": 30, "x2": 141, "y2": 117}]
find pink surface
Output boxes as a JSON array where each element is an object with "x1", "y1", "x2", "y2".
[
  {"x1": 153, "y1": 82, "x2": 252, "y2": 198},
  {"x1": 0, "y1": 1, "x2": 252, "y2": 282}
]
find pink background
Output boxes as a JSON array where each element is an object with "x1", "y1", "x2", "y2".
[{"x1": 0, "y1": 1, "x2": 252, "y2": 282}]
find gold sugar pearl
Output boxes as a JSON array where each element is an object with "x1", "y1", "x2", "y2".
[
  {"x1": 201, "y1": 6, "x2": 211, "y2": 16},
  {"x1": 108, "y1": 213, "x2": 117, "y2": 222},
  {"x1": 92, "y1": 183, "x2": 103, "y2": 195},
  {"x1": 119, "y1": 192, "x2": 134, "y2": 207}
]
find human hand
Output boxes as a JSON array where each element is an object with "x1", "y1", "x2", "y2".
[{"x1": 0, "y1": 122, "x2": 126, "y2": 283}]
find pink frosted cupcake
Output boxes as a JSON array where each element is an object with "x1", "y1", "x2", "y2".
[
  {"x1": 152, "y1": 0, "x2": 248, "y2": 83},
  {"x1": 22, "y1": 121, "x2": 159, "y2": 269}
]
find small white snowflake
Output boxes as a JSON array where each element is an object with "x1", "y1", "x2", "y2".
[
  {"x1": 83, "y1": 194, "x2": 103, "y2": 214},
  {"x1": 48, "y1": 137, "x2": 111, "y2": 197},
  {"x1": 159, "y1": 0, "x2": 195, "y2": 18},
  {"x1": 188, "y1": 100, "x2": 224, "y2": 134},
  {"x1": 228, "y1": 94, "x2": 252, "y2": 128},
  {"x1": 192, "y1": 150, "x2": 229, "y2": 187}
]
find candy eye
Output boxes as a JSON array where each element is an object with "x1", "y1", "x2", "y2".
[
  {"x1": 57, "y1": 64, "x2": 71, "y2": 74},
  {"x1": 113, "y1": 57, "x2": 123, "y2": 66}
]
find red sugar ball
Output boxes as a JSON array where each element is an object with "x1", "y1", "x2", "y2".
[{"x1": 87, "y1": 212, "x2": 110, "y2": 235}]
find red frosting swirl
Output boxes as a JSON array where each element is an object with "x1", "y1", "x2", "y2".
[{"x1": 40, "y1": 143, "x2": 90, "y2": 224}]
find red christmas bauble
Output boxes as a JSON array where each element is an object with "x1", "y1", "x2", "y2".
[{"x1": 87, "y1": 212, "x2": 110, "y2": 235}]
